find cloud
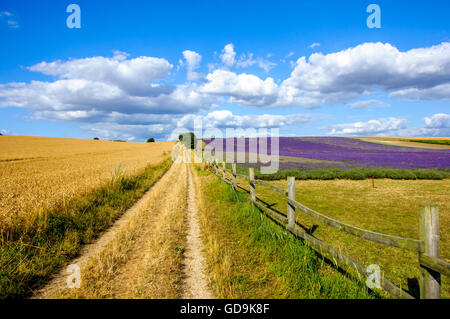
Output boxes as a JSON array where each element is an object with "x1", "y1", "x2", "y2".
[
  {"x1": 0, "y1": 52, "x2": 213, "y2": 115},
  {"x1": 28, "y1": 51, "x2": 173, "y2": 96},
  {"x1": 390, "y1": 83, "x2": 450, "y2": 100},
  {"x1": 425, "y1": 113, "x2": 450, "y2": 128},
  {"x1": 280, "y1": 41, "x2": 450, "y2": 108},
  {"x1": 236, "y1": 53, "x2": 257, "y2": 68},
  {"x1": 347, "y1": 99, "x2": 390, "y2": 109},
  {"x1": 182, "y1": 50, "x2": 204, "y2": 81},
  {"x1": 177, "y1": 110, "x2": 312, "y2": 130},
  {"x1": 201, "y1": 42, "x2": 450, "y2": 109},
  {"x1": 422, "y1": 113, "x2": 450, "y2": 136},
  {"x1": 220, "y1": 44, "x2": 236, "y2": 67},
  {"x1": 236, "y1": 53, "x2": 277, "y2": 72},
  {"x1": 1, "y1": 42, "x2": 450, "y2": 140},
  {"x1": 81, "y1": 109, "x2": 311, "y2": 141},
  {"x1": 286, "y1": 51, "x2": 295, "y2": 58},
  {"x1": 327, "y1": 113, "x2": 450, "y2": 137},
  {"x1": 199, "y1": 70, "x2": 278, "y2": 106},
  {"x1": 309, "y1": 43, "x2": 320, "y2": 49},
  {"x1": 182, "y1": 50, "x2": 201, "y2": 70},
  {"x1": 255, "y1": 59, "x2": 276, "y2": 73},
  {"x1": 280, "y1": 52, "x2": 295, "y2": 63},
  {"x1": 0, "y1": 52, "x2": 215, "y2": 141},
  {"x1": 82, "y1": 122, "x2": 171, "y2": 141},
  {"x1": 328, "y1": 117, "x2": 407, "y2": 136},
  {"x1": 0, "y1": 80, "x2": 211, "y2": 115},
  {"x1": 0, "y1": 11, "x2": 19, "y2": 29},
  {"x1": 7, "y1": 20, "x2": 19, "y2": 29}
]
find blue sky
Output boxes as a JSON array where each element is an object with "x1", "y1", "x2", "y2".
[{"x1": 0, "y1": 0, "x2": 449, "y2": 141}]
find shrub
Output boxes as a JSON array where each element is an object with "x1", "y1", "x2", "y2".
[
  {"x1": 414, "y1": 169, "x2": 445, "y2": 180},
  {"x1": 146, "y1": 138, "x2": 155, "y2": 143},
  {"x1": 247, "y1": 165, "x2": 448, "y2": 181},
  {"x1": 93, "y1": 137, "x2": 99, "y2": 140},
  {"x1": 343, "y1": 169, "x2": 366, "y2": 180}
]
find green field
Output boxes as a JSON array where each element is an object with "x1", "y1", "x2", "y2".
[
  {"x1": 213, "y1": 166, "x2": 450, "y2": 298},
  {"x1": 196, "y1": 165, "x2": 378, "y2": 298}
]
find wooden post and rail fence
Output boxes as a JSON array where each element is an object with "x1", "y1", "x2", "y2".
[{"x1": 197, "y1": 150, "x2": 450, "y2": 299}]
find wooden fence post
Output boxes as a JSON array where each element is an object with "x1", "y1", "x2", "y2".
[
  {"x1": 287, "y1": 177, "x2": 296, "y2": 231},
  {"x1": 232, "y1": 163, "x2": 237, "y2": 190},
  {"x1": 215, "y1": 159, "x2": 218, "y2": 175},
  {"x1": 419, "y1": 205, "x2": 441, "y2": 299},
  {"x1": 222, "y1": 162, "x2": 226, "y2": 180},
  {"x1": 249, "y1": 168, "x2": 255, "y2": 202}
]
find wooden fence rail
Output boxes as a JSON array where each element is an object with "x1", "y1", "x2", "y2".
[
  {"x1": 287, "y1": 198, "x2": 422, "y2": 252},
  {"x1": 202, "y1": 156, "x2": 449, "y2": 299}
]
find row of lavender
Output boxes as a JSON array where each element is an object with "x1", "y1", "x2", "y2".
[{"x1": 203, "y1": 137, "x2": 450, "y2": 170}]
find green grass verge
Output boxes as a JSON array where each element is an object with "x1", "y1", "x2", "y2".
[
  {"x1": 226, "y1": 163, "x2": 449, "y2": 180},
  {"x1": 197, "y1": 166, "x2": 379, "y2": 298},
  {"x1": 0, "y1": 158, "x2": 172, "y2": 299},
  {"x1": 404, "y1": 139, "x2": 450, "y2": 146}
]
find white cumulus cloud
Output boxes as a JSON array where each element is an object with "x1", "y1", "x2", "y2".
[
  {"x1": 200, "y1": 70, "x2": 278, "y2": 106},
  {"x1": 177, "y1": 110, "x2": 312, "y2": 130},
  {"x1": 220, "y1": 44, "x2": 236, "y2": 67},
  {"x1": 1, "y1": 42, "x2": 450, "y2": 140},
  {"x1": 422, "y1": 113, "x2": 450, "y2": 136},
  {"x1": 28, "y1": 51, "x2": 173, "y2": 96},
  {"x1": 0, "y1": 52, "x2": 216, "y2": 141},
  {"x1": 328, "y1": 117, "x2": 407, "y2": 136},
  {"x1": 182, "y1": 50, "x2": 204, "y2": 81},
  {"x1": 425, "y1": 113, "x2": 450, "y2": 128},
  {"x1": 279, "y1": 41, "x2": 450, "y2": 107}
]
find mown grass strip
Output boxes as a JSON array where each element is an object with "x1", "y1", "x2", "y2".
[
  {"x1": 196, "y1": 165, "x2": 379, "y2": 298},
  {"x1": 0, "y1": 158, "x2": 172, "y2": 299}
]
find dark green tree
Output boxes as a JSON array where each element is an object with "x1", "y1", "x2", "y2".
[
  {"x1": 146, "y1": 138, "x2": 155, "y2": 143},
  {"x1": 180, "y1": 132, "x2": 196, "y2": 149}
]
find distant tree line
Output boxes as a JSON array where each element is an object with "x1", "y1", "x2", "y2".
[{"x1": 93, "y1": 136, "x2": 157, "y2": 143}]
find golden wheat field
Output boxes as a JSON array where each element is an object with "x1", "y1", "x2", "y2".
[{"x1": 0, "y1": 136, "x2": 175, "y2": 232}]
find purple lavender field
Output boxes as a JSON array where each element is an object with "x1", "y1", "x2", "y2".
[{"x1": 204, "y1": 137, "x2": 450, "y2": 170}]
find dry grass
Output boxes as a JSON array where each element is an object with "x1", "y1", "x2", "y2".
[
  {"x1": 0, "y1": 135, "x2": 175, "y2": 233},
  {"x1": 233, "y1": 176, "x2": 450, "y2": 298},
  {"x1": 36, "y1": 162, "x2": 188, "y2": 299}
]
